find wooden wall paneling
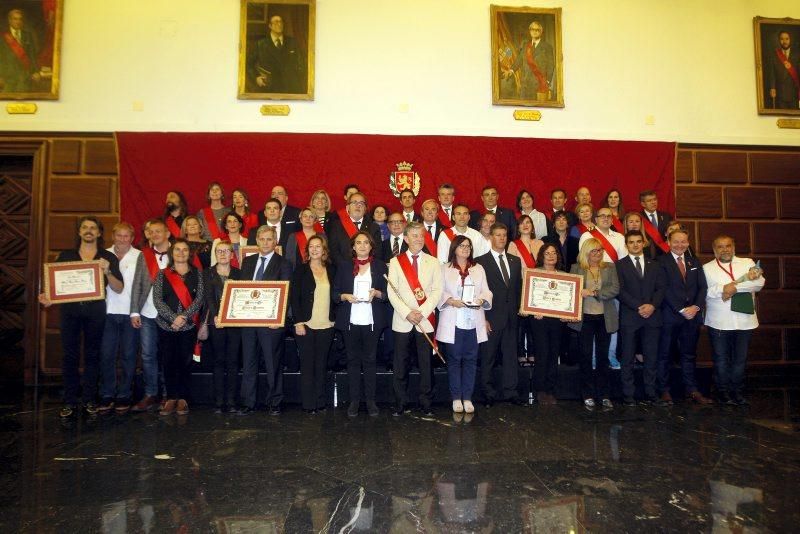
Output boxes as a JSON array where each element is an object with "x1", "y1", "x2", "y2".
[
  {"x1": 84, "y1": 140, "x2": 118, "y2": 174},
  {"x1": 698, "y1": 221, "x2": 751, "y2": 254},
  {"x1": 50, "y1": 140, "x2": 81, "y2": 174},
  {"x1": 49, "y1": 177, "x2": 114, "y2": 212},
  {"x1": 695, "y1": 151, "x2": 748, "y2": 183},
  {"x1": 750, "y1": 152, "x2": 800, "y2": 184},
  {"x1": 779, "y1": 188, "x2": 800, "y2": 218},
  {"x1": 676, "y1": 186, "x2": 723, "y2": 218},
  {"x1": 725, "y1": 187, "x2": 777, "y2": 219},
  {"x1": 752, "y1": 223, "x2": 800, "y2": 254},
  {"x1": 675, "y1": 150, "x2": 694, "y2": 183}
]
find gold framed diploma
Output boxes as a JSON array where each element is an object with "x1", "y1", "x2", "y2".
[
  {"x1": 43, "y1": 260, "x2": 106, "y2": 304},
  {"x1": 520, "y1": 268, "x2": 583, "y2": 320},
  {"x1": 217, "y1": 280, "x2": 290, "y2": 327}
]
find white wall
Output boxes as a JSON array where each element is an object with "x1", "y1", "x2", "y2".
[{"x1": 4, "y1": 0, "x2": 800, "y2": 145}]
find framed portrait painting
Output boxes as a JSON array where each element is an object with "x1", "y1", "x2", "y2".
[
  {"x1": 0, "y1": 0, "x2": 62, "y2": 100},
  {"x1": 491, "y1": 5, "x2": 564, "y2": 108},
  {"x1": 754, "y1": 17, "x2": 800, "y2": 115},
  {"x1": 238, "y1": 0, "x2": 315, "y2": 100}
]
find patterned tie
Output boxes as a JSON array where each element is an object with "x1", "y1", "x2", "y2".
[
  {"x1": 392, "y1": 237, "x2": 400, "y2": 256},
  {"x1": 412, "y1": 254, "x2": 419, "y2": 275},
  {"x1": 255, "y1": 256, "x2": 267, "y2": 280},
  {"x1": 677, "y1": 255, "x2": 686, "y2": 280},
  {"x1": 635, "y1": 256, "x2": 643, "y2": 278},
  {"x1": 499, "y1": 254, "x2": 510, "y2": 286}
]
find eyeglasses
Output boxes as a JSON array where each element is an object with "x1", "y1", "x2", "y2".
[
  {"x1": 216, "y1": 249, "x2": 232, "y2": 254},
  {"x1": 457, "y1": 243, "x2": 472, "y2": 249}
]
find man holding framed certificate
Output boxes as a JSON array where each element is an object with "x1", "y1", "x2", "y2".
[{"x1": 39, "y1": 216, "x2": 123, "y2": 418}]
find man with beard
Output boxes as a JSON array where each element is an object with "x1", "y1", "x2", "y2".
[{"x1": 767, "y1": 30, "x2": 800, "y2": 110}]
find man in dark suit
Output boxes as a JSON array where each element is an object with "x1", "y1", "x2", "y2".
[
  {"x1": 326, "y1": 192, "x2": 383, "y2": 265},
  {"x1": 239, "y1": 225, "x2": 292, "y2": 415},
  {"x1": 476, "y1": 223, "x2": 524, "y2": 406},
  {"x1": 248, "y1": 15, "x2": 306, "y2": 94},
  {"x1": 616, "y1": 230, "x2": 666, "y2": 406},
  {"x1": 640, "y1": 190, "x2": 672, "y2": 238},
  {"x1": 470, "y1": 185, "x2": 517, "y2": 240},
  {"x1": 381, "y1": 212, "x2": 408, "y2": 260},
  {"x1": 398, "y1": 190, "x2": 422, "y2": 223},
  {"x1": 250, "y1": 198, "x2": 291, "y2": 250},
  {"x1": 656, "y1": 228, "x2": 711, "y2": 404},
  {"x1": 766, "y1": 30, "x2": 800, "y2": 110},
  {"x1": 269, "y1": 185, "x2": 301, "y2": 235},
  {"x1": 419, "y1": 199, "x2": 447, "y2": 258},
  {"x1": 0, "y1": 8, "x2": 40, "y2": 93}
]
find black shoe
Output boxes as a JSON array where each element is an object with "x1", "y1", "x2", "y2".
[
  {"x1": 84, "y1": 402, "x2": 98, "y2": 416},
  {"x1": 392, "y1": 405, "x2": 408, "y2": 417},
  {"x1": 214, "y1": 406, "x2": 223, "y2": 414},
  {"x1": 732, "y1": 394, "x2": 749, "y2": 406},
  {"x1": 639, "y1": 397, "x2": 656, "y2": 406},
  {"x1": 623, "y1": 397, "x2": 636, "y2": 407},
  {"x1": 302, "y1": 408, "x2": 317, "y2": 415},
  {"x1": 347, "y1": 402, "x2": 359, "y2": 417},
  {"x1": 238, "y1": 406, "x2": 255, "y2": 416},
  {"x1": 59, "y1": 405, "x2": 77, "y2": 418},
  {"x1": 97, "y1": 399, "x2": 115, "y2": 414},
  {"x1": 420, "y1": 406, "x2": 434, "y2": 417},
  {"x1": 484, "y1": 399, "x2": 495, "y2": 408},
  {"x1": 654, "y1": 398, "x2": 671, "y2": 407},
  {"x1": 226, "y1": 406, "x2": 239, "y2": 414},
  {"x1": 366, "y1": 401, "x2": 379, "y2": 417},
  {"x1": 509, "y1": 397, "x2": 528, "y2": 407},
  {"x1": 269, "y1": 406, "x2": 282, "y2": 416}
]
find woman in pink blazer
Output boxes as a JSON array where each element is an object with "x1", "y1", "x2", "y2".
[{"x1": 436, "y1": 236, "x2": 493, "y2": 414}]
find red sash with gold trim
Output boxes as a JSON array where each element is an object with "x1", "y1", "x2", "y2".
[
  {"x1": 513, "y1": 239, "x2": 536, "y2": 268},
  {"x1": 611, "y1": 215, "x2": 624, "y2": 234},
  {"x1": 165, "y1": 215, "x2": 181, "y2": 238},
  {"x1": 295, "y1": 231, "x2": 310, "y2": 263},
  {"x1": 575, "y1": 222, "x2": 591, "y2": 235},
  {"x1": 203, "y1": 207, "x2": 226, "y2": 240},
  {"x1": 3, "y1": 32, "x2": 30, "y2": 69},
  {"x1": 142, "y1": 247, "x2": 161, "y2": 281},
  {"x1": 588, "y1": 229, "x2": 619, "y2": 262},
  {"x1": 337, "y1": 208, "x2": 359, "y2": 238},
  {"x1": 397, "y1": 253, "x2": 436, "y2": 333},
  {"x1": 776, "y1": 48, "x2": 800, "y2": 96},
  {"x1": 423, "y1": 229, "x2": 437, "y2": 258},
  {"x1": 437, "y1": 207, "x2": 452, "y2": 227},
  {"x1": 524, "y1": 42, "x2": 548, "y2": 92},
  {"x1": 641, "y1": 216, "x2": 670, "y2": 253}
]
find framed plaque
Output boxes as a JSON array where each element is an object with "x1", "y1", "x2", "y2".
[
  {"x1": 43, "y1": 260, "x2": 105, "y2": 304},
  {"x1": 520, "y1": 268, "x2": 582, "y2": 320},
  {"x1": 217, "y1": 280, "x2": 290, "y2": 327}
]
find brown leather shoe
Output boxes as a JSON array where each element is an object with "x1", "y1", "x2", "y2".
[
  {"x1": 687, "y1": 391, "x2": 713, "y2": 405},
  {"x1": 660, "y1": 392, "x2": 674, "y2": 405},
  {"x1": 131, "y1": 395, "x2": 158, "y2": 412},
  {"x1": 176, "y1": 399, "x2": 189, "y2": 415},
  {"x1": 159, "y1": 399, "x2": 177, "y2": 416}
]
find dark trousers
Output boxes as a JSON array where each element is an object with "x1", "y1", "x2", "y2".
[
  {"x1": 393, "y1": 329, "x2": 433, "y2": 409},
  {"x1": 657, "y1": 318, "x2": 701, "y2": 395},
  {"x1": 620, "y1": 323, "x2": 659, "y2": 399},
  {"x1": 208, "y1": 324, "x2": 241, "y2": 408},
  {"x1": 533, "y1": 317, "x2": 561, "y2": 395},
  {"x1": 343, "y1": 324, "x2": 380, "y2": 403},
  {"x1": 296, "y1": 327, "x2": 333, "y2": 410},
  {"x1": 158, "y1": 328, "x2": 195, "y2": 400},
  {"x1": 60, "y1": 302, "x2": 106, "y2": 405},
  {"x1": 518, "y1": 315, "x2": 535, "y2": 357},
  {"x1": 708, "y1": 327, "x2": 752, "y2": 397},
  {"x1": 100, "y1": 313, "x2": 139, "y2": 402},
  {"x1": 578, "y1": 314, "x2": 610, "y2": 400},
  {"x1": 479, "y1": 321, "x2": 519, "y2": 401},
  {"x1": 445, "y1": 328, "x2": 479, "y2": 401},
  {"x1": 240, "y1": 327, "x2": 285, "y2": 409}
]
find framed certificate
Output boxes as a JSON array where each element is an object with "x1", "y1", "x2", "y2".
[
  {"x1": 520, "y1": 268, "x2": 583, "y2": 320},
  {"x1": 354, "y1": 279, "x2": 371, "y2": 302},
  {"x1": 217, "y1": 280, "x2": 290, "y2": 327},
  {"x1": 43, "y1": 261, "x2": 106, "y2": 304}
]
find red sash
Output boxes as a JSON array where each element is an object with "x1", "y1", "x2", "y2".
[
  {"x1": 641, "y1": 216, "x2": 670, "y2": 253},
  {"x1": 240, "y1": 212, "x2": 259, "y2": 237},
  {"x1": 423, "y1": 230, "x2": 438, "y2": 258},
  {"x1": 230, "y1": 247, "x2": 240, "y2": 269},
  {"x1": 3, "y1": 32, "x2": 30, "y2": 69},
  {"x1": 776, "y1": 48, "x2": 800, "y2": 96},
  {"x1": 142, "y1": 247, "x2": 161, "y2": 281},
  {"x1": 575, "y1": 222, "x2": 591, "y2": 235},
  {"x1": 313, "y1": 221, "x2": 324, "y2": 234},
  {"x1": 437, "y1": 207, "x2": 452, "y2": 227},
  {"x1": 191, "y1": 254, "x2": 203, "y2": 271},
  {"x1": 165, "y1": 216, "x2": 181, "y2": 238},
  {"x1": 588, "y1": 229, "x2": 619, "y2": 262},
  {"x1": 513, "y1": 239, "x2": 536, "y2": 268},
  {"x1": 524, "y1": 42, "x2": 548, "y2": 93},
  {"x1": 162, "y1": 268, "x2": 199, "y2": 325},
  {"x1": 611, "y1": 216, "x2": 624, "y2": 234},
  {"x1": 397, "y1": 253, "x2": 436, "y2": 334},
  {"x1": 295, "y1": 231, "x2": 310, "y2": 262},
  {"x1": 203, "y1": 207, "x2": 226, "y2": 240},
  {"x1": 337, "y1": 208, "x2": 359, "y2": 238}
]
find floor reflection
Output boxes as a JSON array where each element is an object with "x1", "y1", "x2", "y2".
[{"x1": 0, "y1": 385, "x2": 798, "y2": 532}]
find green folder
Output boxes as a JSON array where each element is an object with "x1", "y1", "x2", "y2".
[{"x1": 730, "y1": 292, "x2": 755, "y2": 314}]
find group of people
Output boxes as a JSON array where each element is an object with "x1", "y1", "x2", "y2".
[{"x1": 40, "y1": 181, "x2": 765, "y2": 419}]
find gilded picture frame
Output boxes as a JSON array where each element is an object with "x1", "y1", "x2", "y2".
[
  {"x1": 217, "y1": 280, "x2": 290, "y2": 328},
  {"x1": 519, "y1": 269, "x2": 583, "y2": 321},
  {"x1": 491, "y1": 5, "x2": 564, "y2": 108},
  {"x1": 43, "y1": 261, "x2": 106, "y2": 304},
  {"x1": 754, "y1": 17, "x2": 800, "y2": 116},
  {"x1": 0, "y1": 0, "x2": 62, "y2": 100},
  {"x1": 238, "y1": 0, "x2": 315, "y2": 100}
]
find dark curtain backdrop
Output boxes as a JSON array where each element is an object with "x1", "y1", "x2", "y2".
[{"x1": 116, "y1": 132, "x2": 675, "y2": 233}]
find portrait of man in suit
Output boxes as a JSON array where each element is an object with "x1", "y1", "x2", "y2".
[
  {"x1": 754, "y1": 18, "x2": 800, "y2": 115},
  {"x1": 240, "y1": 0, "x2": 314, "y2": 100},
  {"x1": 0, "y1": 3, "x2": 61, "y2": 99}
]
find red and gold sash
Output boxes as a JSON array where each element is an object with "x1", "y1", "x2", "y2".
[
  {"x1": 588, "y1": 229, "x2": 619, "y2": 262},
  {"x1": 397, "y1": 253, "x2": 436, "y2": 334},
  {"x1": 203, "y1": 207, "x2": 226, "y2": 240},
  {"x1": 640, "y1": 216, "x2": 670, "y2": 253},
  {"x1": 575, "y1": 222, "x2": 591, "y2": 235},
  {"x1": 524, "y1": 41, "x2": 548, "y2": 92},
  {"x1": 295, "y1": 230, "x2": 310, "y2": 263},
  {"x1": 611, "y1": 215, "x2": 624, "y2": 233},
  {"x1": 3, "y1": 32, "x2": 30, "y2": 69},
  {"x1": 776, "y1": 48, "x2": 800, "y2": 95},
  {"x1": 437, "y1": 206, "x2": 452, "y2": 227},
  {"x1": 337, "y1": 208, "x2": 359, "y2": 238},
  {"x1": 142, "y1": 247, "x2": 162, "y2": 281},
  {"x1": 165, "y1": 215, "x2": 181, "y2": 238},
  {"x1": 513, "y1": 239, "x2": 536, "y2": 268},
  {"x1": 423, "y1": 230, "x2": 438, "y2": 258}
]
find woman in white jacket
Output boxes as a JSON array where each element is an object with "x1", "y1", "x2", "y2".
[{"x1": 436, "y1": 235, "x2": 493, "y2": 414}]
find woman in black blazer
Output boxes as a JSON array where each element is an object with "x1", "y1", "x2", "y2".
[
  {"x1": 203, "y1": 240, "x2": 242, "y2": 413},
  {"x1": 544, "y1": 210, "x2": 579, "y2": 271},
  {"x1": 290, "y1": 235, "x2": 337, "y2": 413},
  {"x1": 333, "y1": 231, "x2": 388, "y2": 417}
]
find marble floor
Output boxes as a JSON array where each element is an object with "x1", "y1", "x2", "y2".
[{"x1": 1, "y1": 386, "x2": 798, "y2": 533}]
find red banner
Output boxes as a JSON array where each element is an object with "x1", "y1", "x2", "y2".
[{"x1": 117, "y1": 133, "x2": 675, "y2": 235}]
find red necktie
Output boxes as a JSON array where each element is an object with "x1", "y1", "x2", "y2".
[
  {"x1": 677, "y1": 256, "x2": 686, "y2": 280},
  {"x1": 412, "y1": 254, "x2": 419, "y2": 275}
]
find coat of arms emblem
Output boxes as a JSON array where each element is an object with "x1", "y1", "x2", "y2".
[{"x1": 389, "y1": 161, "x2": 421, "y2": 198}]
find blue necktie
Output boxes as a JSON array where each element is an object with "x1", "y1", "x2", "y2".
[{"x1": 255, "y1": 256, "x2": 267, "y2": 280}]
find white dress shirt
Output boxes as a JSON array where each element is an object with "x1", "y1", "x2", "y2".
[
  {"x1": 105, "y1": 247, "x2": 140, "y2": 315},
  {"x1": 140, "y1": 248, "x2": 171, "y2": 319},
  {"x1": 578, "y1": 228, "x2": 627, "y2": 262},
  {"x1": 437, "y1": 226, "x2": 484, "y2": 262},
  {"x1": 703, "y1": 256, "x2": 764, "y2": 330}
]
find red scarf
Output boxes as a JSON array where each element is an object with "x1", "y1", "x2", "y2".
[
  {"x1": 513, "y1": 239, "x2": 536, "y2": 268},
  {"x1": 203, "y1": 207, "x2": 226, "y2": 240},
  {"x1": 588, "y1": 229, "x2": 619, "y2": 262},
  {"x1": 776, "y1": 47, "x2": 800, "y2": 96},
  {"x1": 337, "y1": 208, "x2": 359, "y2": 238},
  {"x1": 3, "y1": 32, "x2": 30, "y2": 69},
  {"x1": 165, "y1": 215, "x2": 181, "y2": 238},
  {"x1": 640, "y1": 216, "x2": 670, "y2": 253},
  {"x1": 524, "y1": 41, "x2": 549, "y2": 93},
  {"x1": 352, "y1": 255, "x2": 373, "y2": 276},
  {"x1": 397, "y1": 253, "x2": 436, "y2": 339}
]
